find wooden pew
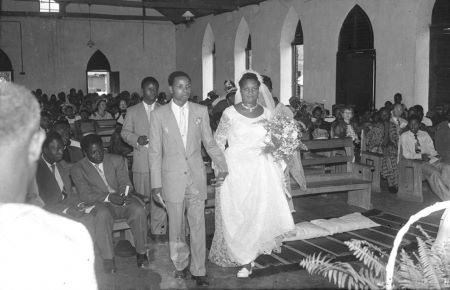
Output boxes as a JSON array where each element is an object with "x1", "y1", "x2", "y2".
[
  {"x1": 95, "y1": 119, "x2": 117, "y2": 148},
  {"x1": 294, "y1": 138, "x2": 373, "y2": 210},
  {"x1": 397, "y1": 145, "x2": 424, "y2": 202},
  {"x1": 360, "y1": 129, "x2": 382, "y2": 192}
]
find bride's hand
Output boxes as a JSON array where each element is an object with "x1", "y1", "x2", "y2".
[{"x1": 213, "y1": 171, "x2": 228, "y2": 187}]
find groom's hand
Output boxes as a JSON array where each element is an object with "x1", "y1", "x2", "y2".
[
  {"x1": 215, "y1": 171, "x2": 228, "y2": 186},
  {"x1": 151, "y1": 188, "x2": 166, "y2": 208}
]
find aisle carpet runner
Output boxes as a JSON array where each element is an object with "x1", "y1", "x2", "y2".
[{"x1": 206, "y1": 209, "x2": 439, "y2": 277}]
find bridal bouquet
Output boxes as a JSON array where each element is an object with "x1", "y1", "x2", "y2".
[{"x1": 262, "y1": 115, "x2": 307, "y2": 162}]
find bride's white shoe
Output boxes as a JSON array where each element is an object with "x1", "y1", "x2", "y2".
[{"x1": 237, "y1": 262, "x2": 255, "y2": 278}]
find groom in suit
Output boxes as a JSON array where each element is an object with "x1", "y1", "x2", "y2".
[
  {"x1": 121, "y1": 77, "x2": 167, "y2": 241},
  {"x1": 149, "y1": 71, "x2": 228, "y2": 286}
]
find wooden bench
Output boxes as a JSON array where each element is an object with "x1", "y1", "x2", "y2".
[
  {"x1": 360, "y1": 129, "x2": 382, "y2": 192},
  {"x1": 294, "y1": 138, "x2": 373, "y2": 210},
  {"x1": 397, "y1": 145, "x2": 424, "y2": 202},
  {"x1": 95, "y1": 119, "x2": 117, "y2": 148}
]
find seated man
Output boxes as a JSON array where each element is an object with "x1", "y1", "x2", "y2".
[
  {"x1": 400, "y1": 116, "x2": 450, "y2": 201},
  {"x1": 35, "y1": 131, "x2": 84, "y2": 217},
  {"x1": 71, "y1": 134, "x2": 149, "y2": 273},
  {"x1": 399, "y1": 116, "x2": 438, "y2": 163},
  {"x1": 52, "y1": 120, "x2": 84, "y2": 163}
]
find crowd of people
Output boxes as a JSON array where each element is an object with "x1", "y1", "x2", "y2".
[
  {"x1": 1, "y1": 67, "x2": 450, "y2": 288},
  {"x1": 31, "y1": 73, "x2": 450, "y2": 246}
]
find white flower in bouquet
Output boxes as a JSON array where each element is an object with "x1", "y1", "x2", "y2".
[{"x1": 261, "y1": 115, "x2": 307, "y2": 162}]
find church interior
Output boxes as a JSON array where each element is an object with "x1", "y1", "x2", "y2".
[{"x1": 1, "y1": 0, "x2": 450, "y2": 289}]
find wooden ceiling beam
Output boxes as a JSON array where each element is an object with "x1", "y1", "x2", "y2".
[
  {"x1": 54, "y1": 0, "x2": 237, "y2": 10},
  {"x1": 0, "y1": 10, "x2": 168, "y2": 21}
]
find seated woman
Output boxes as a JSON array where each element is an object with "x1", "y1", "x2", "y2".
[
  {"x1": 330, "y1": 120, "x2": 347, "y2": 139},
  {"x1": 340, "y1": 107, "x2": 359, "y2": 143},
  {"x1": 309, "y1": 106, "x2": 330, "y2": 140},
  {"x1": 115, "y1": 98, "x2": 128, "y2": 125},
  {"x1": 90, "y1": 99, "x2": 113, "y2": 120},
  {"x1": 365, "y1": 108, "x2": 390, "y2": 154}
]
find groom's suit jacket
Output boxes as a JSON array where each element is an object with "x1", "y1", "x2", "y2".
[
  {"x1": 121, "y1": 102, "x2": 161, "y2": 173},
  {"x1": 149, "y1": 102, "x2": 227, "y2": 202}
]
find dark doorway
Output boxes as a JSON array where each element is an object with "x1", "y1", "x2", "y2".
[
  {"x1": 0, "y1": 49, "x2": 13, "y2": 82},
  {"x1": 86, "y1": 50, "x2": 111, "y2": 72},
  {"x1": 429, "y1": 0, "x2": 450, "y2": 108},
  {"x1": 86, "y1": 50, "x2": 117, "y2": 95},
  {"x1": 336, "y1": 5, "x2": 375, "y2": 114}
]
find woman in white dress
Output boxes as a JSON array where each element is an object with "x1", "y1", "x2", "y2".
[{"x1": 209, "y1": 71, "x2": 295, "y2": 277}]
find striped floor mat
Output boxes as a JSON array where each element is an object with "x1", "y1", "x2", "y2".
[{"x1": 208, "y1": 209, "x2": 440, "y2": 277}]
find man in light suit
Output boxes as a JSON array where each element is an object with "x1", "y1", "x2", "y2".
[
  {"x1": 71, "y1": 134, "x2": 149, "y2": 273},
  {"x1": 149, "y1": 71, "x2": 228, "y2": 286},
  {"x1": 121, "y1": 77, "x2": 167, "y2": 241}
]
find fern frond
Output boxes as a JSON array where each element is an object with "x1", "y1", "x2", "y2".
[
  {"x1": 398, "y1": 249, "x2": 427, "y2": 289},
  {"x1": 416, "y1": 225, "x2": 434, "y2": 245},
  {"x1": 345, "y1": 240, "x2": 387, "y2": 277},
  {"x1": 300, "y1": 253, "x2": 374, "y2": 289},
  {"x1": 416, "y1": 237, "x2": 442, "y2": 289}
]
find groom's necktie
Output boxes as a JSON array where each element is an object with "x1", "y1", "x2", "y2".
[{"x1": 179, "y1": 106, "x2": 187, "y2": 149}]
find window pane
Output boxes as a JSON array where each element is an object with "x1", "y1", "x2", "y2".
[
  {"x1": 40, "y1": 0, "x2": 59, "y2": 12},
  {"x1": 295, "y1": 45, "x2": 304, "y2": 99},
  {"x1": 50, "y1": 3, "x2": 59, "y2": 11},
  {"x1": 40, "y1": 2, "x2": 49, "y2": 12},
  {"x1": 50, "y1": 3, "x2": 59, "y2": 12}
]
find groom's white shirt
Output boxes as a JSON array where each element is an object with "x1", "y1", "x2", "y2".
[{"x1": 171, "y1": 100, "x2": 189, "y2": 149}]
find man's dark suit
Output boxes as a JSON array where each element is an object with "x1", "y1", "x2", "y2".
[
  {"x1": 35, "y1": 157, "x2": 78, "y2": 213},
  {"x1": 35, "y1": 156, "x2": 96, "y2": 244},
  {"x1": 64, "y1": 145, "x2": 84, "y2": 163},
  {"x1": 71, "y1": 153, "x2": 147, "y2": 259}
]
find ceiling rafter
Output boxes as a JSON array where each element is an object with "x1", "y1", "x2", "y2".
[
  {"x1": 55, "y1": 0, "x2": 237, "y2": 10},
  {"x1": 13, "y1": 0, "x2": 267, "y2": 24}
]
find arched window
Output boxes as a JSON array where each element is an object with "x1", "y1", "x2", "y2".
[
  {"x1": 245, "y1": 35, "x2": 252, "y2": 70},
  {"x1": 202, "y1": 24, "x2": 215, "y2": 99},
  {"x1": 429, "y1": 0, "x2": 450, "y2": 108},
  {"x1": 280, "y1": 6, "x2": 301, "y2": 104},
  {"x1": 336, "y1": 5, "x2": 375, "y2": 114},
  {"x1": 292, "y1": 21, "x2": 304, "y2": 99},
  {"x1": 235, "y1": 17, "x2": 250, "y2": 81},
  {"x1": 0, "y1": 49, "x2": 13, "y2": 82},
  {"x1": 86, "y1": 50, "x2": 111, "y2": 95}
]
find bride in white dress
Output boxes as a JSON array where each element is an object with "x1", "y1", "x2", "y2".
[{"x1": 209, "y1": 70, "x2": 295, "y2": 277}]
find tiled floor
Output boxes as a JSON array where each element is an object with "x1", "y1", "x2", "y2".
[{"x1": 97, "y1": 181, "x2": 444, "y2": 289}]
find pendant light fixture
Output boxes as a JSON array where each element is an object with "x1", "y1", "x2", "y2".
[{"x1": 87, "y1": 4, "x2": 95, "y2": 48}]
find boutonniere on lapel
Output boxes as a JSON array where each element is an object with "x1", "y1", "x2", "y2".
[{"x1": 195, "y1": 117, "x2": 202, "y2": 126}]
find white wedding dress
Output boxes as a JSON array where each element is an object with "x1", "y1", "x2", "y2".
[{"x1": 209, "y1": 106, "x2": 295, "y2": 267}]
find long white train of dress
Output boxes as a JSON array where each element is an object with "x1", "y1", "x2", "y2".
[{"x1": 209, "y1": 106, "x2": 295, "y2": 267}]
